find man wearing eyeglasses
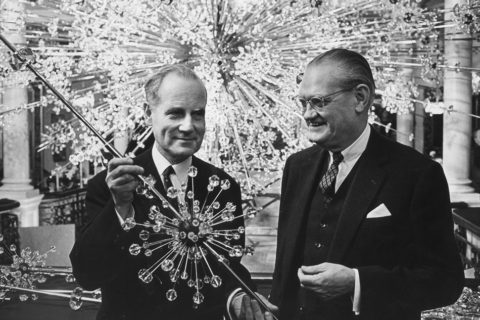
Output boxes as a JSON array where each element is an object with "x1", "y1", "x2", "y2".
[{"x1": 232, "y1": 49, "x2": 464, "y2": 320}]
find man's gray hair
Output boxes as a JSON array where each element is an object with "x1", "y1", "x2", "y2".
[
  {"x1": 308, "y1": 49, "x2": 376, "y2": 105},
  {"x1": 144, "y1": 64, "x2": 206, "y2": 105}
]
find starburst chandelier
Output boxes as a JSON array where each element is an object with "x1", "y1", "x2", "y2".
[{"x1": 3, "y1": 0, "x2": 479, "y2": 199}]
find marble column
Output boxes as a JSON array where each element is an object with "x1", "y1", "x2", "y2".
[
  {"x1": 396, "y1": 112, "x2": 414, "y2": 147},
  {"x1": 442, "y1": 0, "x2": 475, "y2": 195},
  {"x1": 414, "y1": 88, "x2": 425, "y2": 154},
  {"x1": 396, "y1": 69, "x2": 415, "y2": 147},
  {"x1": 0, "y1": 1, "x2": 43, "y2": 226},
  {"x1": 114, "y1": 108, "x2": 129, "y2": 156}
]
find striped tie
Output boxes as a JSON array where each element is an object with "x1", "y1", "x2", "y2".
[
  {"x1": 162, "y1": 165, "x2": 178, "y2": 209},
  {"x1": 319, "y1": 152, "x2": 343, "y2": 201}
]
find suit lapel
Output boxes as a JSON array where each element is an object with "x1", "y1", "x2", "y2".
[
  {"x1": 327, "y1": 130, "x2": 388, "y2": 263},
  {"x1": 278, "y1": 147, "x2": 328, "y2": 288}
]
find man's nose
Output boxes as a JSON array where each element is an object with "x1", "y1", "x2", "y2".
[
  {"x1": 179, "y1": 114, "x2": 194, "y2": 132},
  {"x1": 303, "y1": 105, "x2": 317, "y2": 119}
]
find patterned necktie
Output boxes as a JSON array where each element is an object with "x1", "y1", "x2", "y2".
[
  {"x1": 162, "y1": 165, "x2": 178, "y2": 208},
  {"x1": 319, "y1": 152, "x2": 343, "y2": 201}
]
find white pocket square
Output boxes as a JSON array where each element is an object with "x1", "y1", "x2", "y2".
[{"x1": 366, "y1": 203, "x2": 392, "y2": 218}]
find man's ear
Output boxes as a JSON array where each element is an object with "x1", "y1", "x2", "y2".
[
  {"x1": 353, "y1": 84, "x2": 371, "y2": 113},
  {"x1": 144, "y1": 103, "x2": 152, "y2": 125}
]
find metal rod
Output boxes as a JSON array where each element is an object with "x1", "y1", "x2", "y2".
[
  {"x1": 204, "y1": 243, "x2": 279, "y2": 320},
  {"x1": 0, "y1": 285, "x2": 101, "y2": 303},
  {"x1": 0, "y1": 33, "x2": 120, "y2": 157},
  {"x1": 0, "y1": 32, "x2": 183, "y2": 220}
]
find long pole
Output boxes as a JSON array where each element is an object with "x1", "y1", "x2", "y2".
[{"x1": 0, "y1": 34, "x2": 277, "y2": 317}]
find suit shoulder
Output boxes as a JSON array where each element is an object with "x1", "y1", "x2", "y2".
[
  {"x1": 380, "y1": 135, "x2": 439, "y2": 169},
  {"x1": 286, "y1": 144, "x2": 321, "y2": 162}
]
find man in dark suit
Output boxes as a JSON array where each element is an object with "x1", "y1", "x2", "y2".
[
  {"x1": 233, "y1": 49, "x2": 464, "y2": 320},
  {"x1": 70, "y1": 65, "x2": 253, "y2": 320}
]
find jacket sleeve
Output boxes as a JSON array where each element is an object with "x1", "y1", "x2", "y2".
[
  {"x1": 357, "y1": 161, "x2": 464, "y2": 317},
  {"x1": 269, "y1": 155, "x2": 292, "y2": 306},
  {"x1": 69, "y1": 171, "x2": 139, "y2": 290}
]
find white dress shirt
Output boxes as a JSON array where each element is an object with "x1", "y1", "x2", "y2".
[{"x1": 327, "y1": 124, "x2": 371, "y2": 314}]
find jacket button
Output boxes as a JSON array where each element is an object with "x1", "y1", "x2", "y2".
[
  {"x1": 320, "y1": 223, "x2": 327, "y2": 228},
  {"x1": 314, "y1": 242, "x2": 323, "y2": 248}
]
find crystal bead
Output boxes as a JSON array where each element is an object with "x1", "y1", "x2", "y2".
[
  {"x1": 187, "y1": 166, "x2": 198, "y2": 177},
  {"x1": 0, "y1": 247, "x2": 4, "y2": 255},
  {"x1": 220, "y1": 179, "x2": 231, "y2": 190},
  {"x1": 203, "y1": 275, "x2": 210, "y2": 284},
  {"x1": 166, "y1": 288, "x2": 178, "y2": 301},
  {"x1": 122, "y1": 217, "x2": 135, "y2": 231},
  {"x1": 207, "y1": 184, "x2": 214, "y2": 192},
  {"x1": 92, "y1": 290, "x2": 101, "y2": 299},
  {"x1": 0, "y1": 234, "x2": 3, "y2": 242},
  {"x1": 19, "y1": 294, "x2": 28, "y2": 302},
  {"x1": 187, "y1": 279, "x2": 195, "y2": 287},
  {"x1": 212, "y1": 201, "x2": 220, "y2": 209},
  {"x1": 135, "y1": 185, "x2": 147, "y2": 196},
  {"x1": 188, "y1": 232, "x2": 199, "y2": 243},
  {"x1": 129, "y1": 243, "x2": 142, "y2": 256},
  {"x1": 65, "y1": 274, "x2": 75, "y2": 283},
  {"x1": 144, "y1": 249, "x2": 152, "y2": 257},
  {"x1": 161, "y1": 259, "x2": 174, "y2": 272},
  {"x1": 195, "y1": 280, "x2": 204, "y2": 290},
  {"x1": 211, "y1": 275, "x2": 222, "y2": 288},
  {"x1": 244, "y1": 246, "x2": 255, "y2": 256},
  {"x1": 233, "y1": 245, "x2": 244, "y2": 257},
  {"x1": 138, "y1": 269, "x2": 153, "y2": 283},
  {"x1": 73, "y1": 287, "x2": 83, "y2": 297},
  {"x1": 167, "y1": 186, "x2": 178, "y2": 199},
  {"x1": 237, "y1": 226, "x2": 245, "y2": 234},
  {"x1": 153, "y1": 225, "x2": 162, "y2": 233},
  {"x1": 170, "y1": 270, "x2": 179, "y2": 282},
  {"x1": 9, "y1": 244, "x2": 16, "y2": 252},
  {"x1": 144, "y1": 190, "x2": 155, "y2": 199},
  {"x1": 187, "y1": 190, "x2": 194, "y2": 199},
  {"x1": 162, "y1": 200, "x2": 170, "y2": 208},
  {"x1": 181, "y1": 271, "x2": 189, "y2": 280},
  {"x1": 69, "y1": 297, "x2": 83, "y2": 310},
  {"x1": 139, "y1": 230, "x2": 150, "y2": 241},
  {"x1": 209, "y1": 175, "x2": 220, "y2": 187},
  {"x1": 193, "y1": 292, "x2": 204, "y2": 305},
  {"x1": 246, "y1": 207, "x2": 258, "y2": 219}
]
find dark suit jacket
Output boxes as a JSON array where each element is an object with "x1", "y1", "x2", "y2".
[
  {"x1": 70, "y1": 149, "x2": 253, "y2": 320},
  {"x1": 270, "y1": 128, "x2": 464, "y2": 320}
]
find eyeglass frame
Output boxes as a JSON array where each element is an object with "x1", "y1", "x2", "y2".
[{"x1": 296, "y1": 86, "x2": 357, "y2": 113}]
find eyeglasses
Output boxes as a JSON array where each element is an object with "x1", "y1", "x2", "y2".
[{"x1": 296, "y1": 87, "x2": 354, "y2": 113}]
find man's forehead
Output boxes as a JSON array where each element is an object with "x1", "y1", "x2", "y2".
[{"x1": 299, "y1": 63, "x2": 343, "y2": 92}]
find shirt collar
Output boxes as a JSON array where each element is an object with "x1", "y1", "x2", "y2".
[
  {"x1": 151, "y1": 142, "x2": 192, "y2": 183},
  {"x1": 329, "y1": 124, "x2": 371, "y2": 163}
]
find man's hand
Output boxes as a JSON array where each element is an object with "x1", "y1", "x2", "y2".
[
  {"x1": 230, "y1": 292, "x2": 278, "y2": 320},
  {"x1": 297, "y1": 262, "x2": 355, "y2": 300},
  {"x1": 106, "y1": 158, "x2": 144, "y2": 219}
]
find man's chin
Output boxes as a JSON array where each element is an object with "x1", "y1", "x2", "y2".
[
  {"x1": 306, "y1": 131, "x2": 328, "y2": 145},
  {"x1": 170, "y1": 145, "x2": 200, "y2": 159}
]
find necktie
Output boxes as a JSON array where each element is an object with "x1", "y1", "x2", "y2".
[
  {"x1": 319, "y1": 152, "x2": 343, "y2": 201},
  {"x1": 162, "y1": 165, "x2": 178, "y2": 209}
]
